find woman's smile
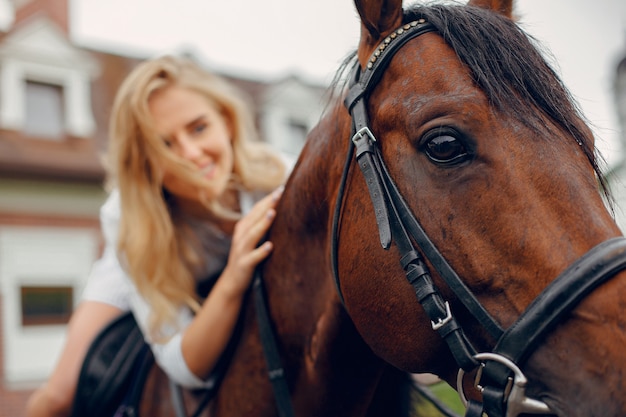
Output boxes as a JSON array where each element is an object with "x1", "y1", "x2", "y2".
[{"x1": 149, "y1": 86, "x2": 235, "y2": 205}]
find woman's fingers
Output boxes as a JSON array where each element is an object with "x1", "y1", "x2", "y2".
[
  {"x1": 225, "y1": 187, "x2": 283, "y2": 290},
  {"x1": 246, "y1": 240, "x2": 274, "y2": 267},
  {"x1": 233, "y1": 188, "x2": 282, "y2": 243},
  {"x1": 238, "y1": 187, "x2": 282, "y2": 229}
]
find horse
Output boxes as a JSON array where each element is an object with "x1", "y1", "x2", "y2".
[{"x1": 131, "y1": 0, "x2": 626, "y2": 415}]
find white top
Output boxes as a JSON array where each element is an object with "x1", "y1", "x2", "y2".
[{"x1": 81, "y1": 189, "x2": 260, "y2": 388}]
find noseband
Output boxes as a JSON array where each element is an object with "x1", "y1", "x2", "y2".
[{"x1": 332, "y1": 18, "x2": 626, "y2": 417}]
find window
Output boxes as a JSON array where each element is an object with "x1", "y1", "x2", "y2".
[
  {"x1": 20, "y1": 286, "x2": 73, "y2": 326},
  {"x1": 0, "y1": 20, "x2": 98, "y2": 136},
  {"x1": 24, "y1": 80, "x2": 65, "y2": 139}
]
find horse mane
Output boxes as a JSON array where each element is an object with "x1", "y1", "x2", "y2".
[{"x1": 329, "y1": 3, "x2": 611, "y2": 204}]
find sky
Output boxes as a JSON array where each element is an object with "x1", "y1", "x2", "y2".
[{"x1": 2, "y1": 0, "x2": 626, "y2": 166}]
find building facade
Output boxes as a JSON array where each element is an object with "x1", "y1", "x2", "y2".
[{"x1": 0, "y1": 1, "x2": 327, "y2": 415}]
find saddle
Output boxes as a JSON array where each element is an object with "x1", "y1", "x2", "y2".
[
  {"x1": 71, "y1": 274, "x2": 233, "y2": 417},
  {"x1": 70, "y1": 312, "x2": 154, "y2": 417}
]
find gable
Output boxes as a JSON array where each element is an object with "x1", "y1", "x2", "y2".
[
  {"x1": 0, "y1": 16, "x2": 97, "y2": 72},
  {"x1": 0, "y1": 15, "x2": 99, "y2": 137}
]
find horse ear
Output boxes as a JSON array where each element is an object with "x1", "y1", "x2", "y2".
[
  {"x1": 467, "y1": 0, "x2": 513, "y2": 18},
  {"x1": 354, "y1": 0, "x2": 403, "y2": 66}
]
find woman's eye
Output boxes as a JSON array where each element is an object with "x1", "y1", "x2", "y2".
[
  {"x1": 421, "y1": 129, "x2": 470, "y2": 165},
  {"x1": 191, "y1": 122, "x2": 207, "y2": 136}
]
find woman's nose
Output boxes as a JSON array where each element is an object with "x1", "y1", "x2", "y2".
[{"x1": 176, "y1": 136, "x2": 202, "y2": 161}]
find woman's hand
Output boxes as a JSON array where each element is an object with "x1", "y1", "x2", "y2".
[
  {"x1": 222, "y1": 187, "x2": 283, "y2": 296},
  {"x1": 183, "y1": 187, "x2": 283, "y2": 379}
]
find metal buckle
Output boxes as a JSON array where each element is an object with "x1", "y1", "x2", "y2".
[
  {"x1": 456, "y1": 353, "x2": 553, "y2": 417},
  {"x1": 431, "y1": 301, "x2": 453, "y2": 330},
  {"x1": 351, "y1": 126, "x2": 377, "y2": 145}
]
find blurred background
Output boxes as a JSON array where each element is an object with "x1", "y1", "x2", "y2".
[{"x1": 0, "y1": 0, "x2": 625, "y2": 415}]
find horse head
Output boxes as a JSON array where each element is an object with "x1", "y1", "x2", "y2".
[{"x1": 329, "y1": 0, "x2": 626, "y2": 415}]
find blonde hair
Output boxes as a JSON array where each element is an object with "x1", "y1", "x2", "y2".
[{"x1": 105, "y1": 55, "x2": 285, "y2": 340}]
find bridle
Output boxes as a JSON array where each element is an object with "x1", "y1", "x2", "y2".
[{"x1": 331, "y1": 18, "x2": 626, "y2": 417}]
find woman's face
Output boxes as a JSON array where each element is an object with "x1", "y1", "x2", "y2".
[{"x1": 149, "y1": 86, "x2": 234, "y2": 207}]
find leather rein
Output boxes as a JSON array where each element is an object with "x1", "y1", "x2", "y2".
[{"x1": 332, "y1": 18, "x2": 626, "y2": 417}]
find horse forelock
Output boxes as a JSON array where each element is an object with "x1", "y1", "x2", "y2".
[{"x1": 329, "y1": 3, "x2": 610, "y2": 204}]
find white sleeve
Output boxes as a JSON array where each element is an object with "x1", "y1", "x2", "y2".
[
  {"x1": 87, "y1": 190, "x2": 216, "y2": 388},
  {"x1": 81, "y1": 190, "x2": 132, "y2": 310},
  {"x1": 128, "y1": 290, "x2": 217, "y2": 389}
]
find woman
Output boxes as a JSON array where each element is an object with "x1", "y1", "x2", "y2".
[{"x1": 26, "y1": 55, "x2": 287, "y2": 416}]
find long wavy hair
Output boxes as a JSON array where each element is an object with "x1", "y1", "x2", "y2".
[{"x1": 105, "y1": 55, "x2": 286, "y2": 340}]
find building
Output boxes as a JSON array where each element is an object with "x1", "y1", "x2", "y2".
[{"x1": 0, "y1": 1, "x2": 327, "y2": 415}]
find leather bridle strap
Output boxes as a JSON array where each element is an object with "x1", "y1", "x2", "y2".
[
  {"x1": 475, "y1": 236, "x2": 626, "y2": 417},
  {"x1": 494, "y1": 236, "x2": 626, "y2": 369},
  {"x1": 376, "y1": 143, "x2": 504, "y2": 340},
  {"x1": 339, "y1": 19, "x2": 504, "y2": 342},
  {"x1": 253, "y1": 272, "x2": 295, "y2": 417},
  {"x1": 352, "y1": 126, "x2": 482, "y2": 371}
]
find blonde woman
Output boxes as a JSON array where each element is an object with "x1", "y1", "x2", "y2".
[{"x1": 26, "y1": 55, "x2": 287, "y2": 417}]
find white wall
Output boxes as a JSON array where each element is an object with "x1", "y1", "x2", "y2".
[{"x1": 0, "y1": 226, "x2": 98, "y2": 387}]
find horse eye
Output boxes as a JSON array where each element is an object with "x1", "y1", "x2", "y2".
[{"x1": 421, "y1": 128, "x2": 470, "y2": 165}]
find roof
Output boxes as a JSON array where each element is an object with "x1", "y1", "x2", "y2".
[{"x1": 0, "y1": 2, "x2": 327, "y2": 184}]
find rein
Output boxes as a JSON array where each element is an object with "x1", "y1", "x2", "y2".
[
  {"x1": 335, "y1": 18, "x2": 626, "y2": 417},
  {"x1": 253, "y1": 270, "x2": 295, "y2": 417}
]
